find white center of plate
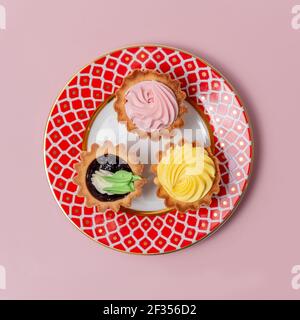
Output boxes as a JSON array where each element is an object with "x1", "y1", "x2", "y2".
[{"x1": 87, "y1": 99, "x2": 211, "y2": 212}]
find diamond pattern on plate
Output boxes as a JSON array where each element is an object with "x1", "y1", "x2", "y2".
[{"x1": 44, "y1": 45, "x2": 253, "y2": 254}]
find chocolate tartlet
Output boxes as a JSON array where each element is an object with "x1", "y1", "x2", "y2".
[{"x1": 74, "y1": 142, "x2": 146, "y2": 211}]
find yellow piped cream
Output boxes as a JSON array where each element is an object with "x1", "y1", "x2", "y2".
[{"x1": 157, "y1": 144, "x2": 216, "y2": 203}]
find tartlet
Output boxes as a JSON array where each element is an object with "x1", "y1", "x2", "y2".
[
  {"x1": 114, "y1": 69, "x2": 187, "y2": 139},
  {"x1": 151, "y1": 141, "x2": 220, "y2": 211},
  {"x1": 73, "y1": 142, "x2": 146, "y2": 211}
]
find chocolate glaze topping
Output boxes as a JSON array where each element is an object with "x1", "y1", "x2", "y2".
[{"x1": 86, "y1": 154, "x2": 132, "y2": 202}]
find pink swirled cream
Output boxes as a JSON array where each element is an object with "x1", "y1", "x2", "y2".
[{"x1": 125, "y1": 80, "x2": 179, "y2": 132}]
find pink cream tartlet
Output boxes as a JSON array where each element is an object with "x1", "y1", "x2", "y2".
[{"x1": 114, "y1": 70, "x2": 187, "y2": 138}]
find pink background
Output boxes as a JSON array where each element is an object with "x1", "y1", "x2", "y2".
[{"x1": 0, "y1": 0, "x2": 299, "y2": 299}]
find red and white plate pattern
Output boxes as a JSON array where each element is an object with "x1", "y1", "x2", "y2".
[{"x1": 44, "y1": 45, "x2": 253, "y2": 254}]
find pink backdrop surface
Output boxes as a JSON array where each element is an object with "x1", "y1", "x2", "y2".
[{"x1": 0, "y1": 0, "x2": 299, "y2": 299}]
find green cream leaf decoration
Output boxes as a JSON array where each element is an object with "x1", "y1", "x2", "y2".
[{"x1": 91, "y1": 169, "x2": 141, "y2": 195}]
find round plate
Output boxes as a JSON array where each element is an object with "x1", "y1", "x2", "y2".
[{"x1": 44, "y1": 44, "x2": 253, "y2": 255}]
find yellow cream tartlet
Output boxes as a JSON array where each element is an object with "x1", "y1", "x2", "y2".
[{"x1": 152, "y1": 142, "x2": 220, "y2": 211}]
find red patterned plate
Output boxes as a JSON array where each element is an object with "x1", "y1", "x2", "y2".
[{"x1": 44, "y1": 44, "x2": 253, "y2": 255}]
